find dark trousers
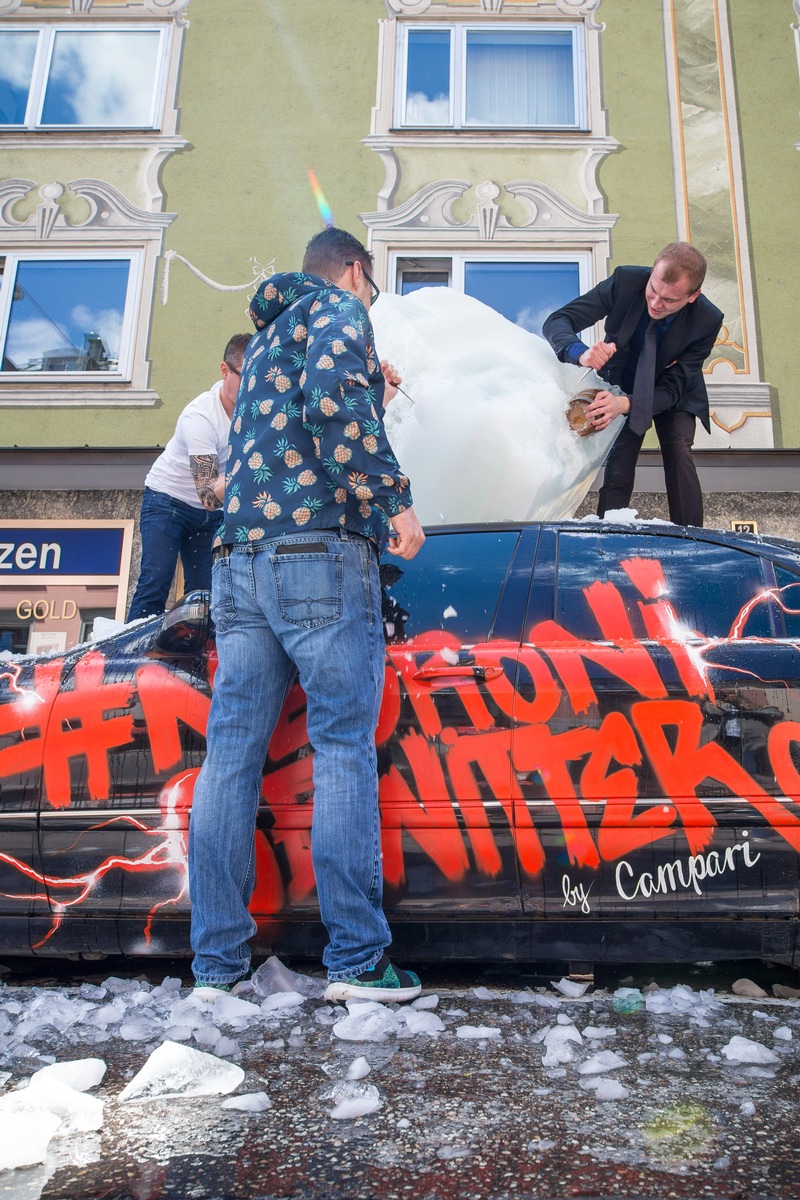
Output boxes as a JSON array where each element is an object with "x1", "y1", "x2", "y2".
[
  {"x1": 597, "y1": 409, "x2": 703, "y2": 527},
  {"x1": 127, "y1": 487, "x2": 223, "y2": 621}
]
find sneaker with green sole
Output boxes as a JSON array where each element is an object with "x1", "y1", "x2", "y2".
[{"x1": 324, "y1": 954, "x2": 421, "y2": 1003}]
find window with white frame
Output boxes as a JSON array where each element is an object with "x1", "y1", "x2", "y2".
[
  {"x1": 0, "y1": 26, "x2": 168, "y2": 130},
  {"x1": 397, "y1": 24, "x2": 586, "y2": 130},
  {"x1": 0, "y1": 253, "x2": 142, "y2": 379},
  {"x1": 393, "y1": 253, "x2": 591, "y2": 335}
]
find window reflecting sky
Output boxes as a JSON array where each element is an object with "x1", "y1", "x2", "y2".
[
  {"x1": 405, "y1": 29, "x2": 450, "y2": 124},
  {"x1": 3, "y1": 260, "x2": 130, "y2": 373},
  {"x1": 464, "y1": 262, "x2": 580, "y2": 334},
  {"x1": 42, "y1": 31, "x2": 160, "y2": 126},
  {"x1": 0, "y1": 31, "x2": 38, "y2": 124}
]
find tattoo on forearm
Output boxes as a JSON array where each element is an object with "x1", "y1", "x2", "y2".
[{"x1": 190, "y1": 454, "x2": 222, "y2": 510}]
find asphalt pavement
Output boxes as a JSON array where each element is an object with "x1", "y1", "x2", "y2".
[{"x1": 0, "y1": 957, "x2": 799, "y2": 1200}]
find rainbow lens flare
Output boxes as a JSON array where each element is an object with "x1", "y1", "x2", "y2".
[{"x1": 307, "y1": 166, "x2": 335, "y2": 228}]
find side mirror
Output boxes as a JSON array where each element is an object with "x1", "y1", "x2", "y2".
[{"x1": 153, "y1": 590, "x2": 211, "y2": 658}]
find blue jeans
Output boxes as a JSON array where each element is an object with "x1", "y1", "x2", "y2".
[
  {"x1": 188, "y1": 528, "x2": 390, "y2": 985},
  {"x1": 127, "y1": 487, "x2": 223, "y2": 621}
]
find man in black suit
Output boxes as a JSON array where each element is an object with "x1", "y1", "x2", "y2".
[{"x1": 543, "y1": 242, "x2": 723, "y2": 526}]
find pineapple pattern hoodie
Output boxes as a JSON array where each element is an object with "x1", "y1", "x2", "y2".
[{"x1": 215, "y1": 272, "x2": 414, "y2": 554}]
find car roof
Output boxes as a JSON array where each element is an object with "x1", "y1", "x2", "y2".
[{"x1": 420, "y1": 519, "x2": 800, "y2": 562}]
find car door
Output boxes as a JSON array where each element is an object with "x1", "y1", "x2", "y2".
[
  {"x1": 515, "y1": 525, "x2": 800, "y2": 929},
  {"x1": 254, "y1": 526, "x2": 538, "y2": 930},
  {"x1": 35, "y1": 608, "x2": 211, "y2": 955}
]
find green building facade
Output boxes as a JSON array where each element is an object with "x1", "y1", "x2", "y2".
[{"x1": 1, "y1": 0, "x2": 799, "y2": 645}]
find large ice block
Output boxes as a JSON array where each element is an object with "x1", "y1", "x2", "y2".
[{"x1": 370, "y1": 288, "x2": 623, "y2": 525}]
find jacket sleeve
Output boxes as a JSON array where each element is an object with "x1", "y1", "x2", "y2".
[
  {"x1": 542, "y1": 271, "x2": 621, "y2": 362},
  {"x1": 301, "y1": 297, "x2": 414, "y2": 515},
  {"x1": 651, "y1": 312, "x2": 723, "y2": 416}
]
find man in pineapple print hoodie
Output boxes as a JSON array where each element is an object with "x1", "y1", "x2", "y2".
[{"x1": 189, "y1": 228, "x2": 426, "y2": 1003}]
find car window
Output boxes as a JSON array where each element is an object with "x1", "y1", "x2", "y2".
[
  {"x1": 555, "y1": 533, "x2": 772, "y2": 640},
  {"x1": 774, "y1": 567, "x2": 800, "y2": 638},
  {"x1": 380, "y1": 530, "x2": 519, "y2": 643}
]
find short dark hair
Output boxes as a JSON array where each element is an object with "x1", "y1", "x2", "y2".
[
  {"x1": 223, "y1": 333, "x2": 250, "y2": 367},
  {"x1": 302, "y1": 228, "x2": 373, "y2": 282},
  {"x1": 654, "y1": 242, "x2": 707, "y2": 294}
]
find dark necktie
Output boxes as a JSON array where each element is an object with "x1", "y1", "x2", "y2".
[{"x1": 629, "y1": 318, "x2": 658, "y2": 437}]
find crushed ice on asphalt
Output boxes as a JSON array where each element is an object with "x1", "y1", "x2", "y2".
[{"x1": 0, "y1": 959, "x2": 798, "y2": 1193}]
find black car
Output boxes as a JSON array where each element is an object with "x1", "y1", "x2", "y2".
[{"x1": 2, "y1": 520, "x2": 800, "y2": 967}]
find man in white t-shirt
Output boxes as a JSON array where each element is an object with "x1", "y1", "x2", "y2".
[{"x1": 127, "y1": 334, "x2": 250, "y2": 621}]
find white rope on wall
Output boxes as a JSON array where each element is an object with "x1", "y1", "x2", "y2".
[{"x1": 160, "y1": 250, "x2": 274, "y2": 305}]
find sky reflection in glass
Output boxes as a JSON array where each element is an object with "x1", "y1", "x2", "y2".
[
  {"x1": 464, "y1": 261, "x2": 580, "y2": 334},
  {"x1": 0, "y1": 32, "x2": 38, "y2": 124},
  {"x1": 405, "y1": 29, "x2": 450, "y2": 124},
  {"x1": 3, "y1": 260, "x2": 130, "y2": 373},
  {"x1": 41, "y1": 31, "x2": 161, "y2": 127}
]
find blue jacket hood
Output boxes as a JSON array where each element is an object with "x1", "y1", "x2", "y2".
[{"x1": 249, "y1": 271, "x2": 331, "y2": 330}]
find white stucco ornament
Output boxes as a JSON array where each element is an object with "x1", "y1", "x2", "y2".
[
  {"x1": 384, "y1": 0, "x2": 434, "y2": 16},
  {"x1": 554, "y1": 0, "x2": 605, "y2": 31}
]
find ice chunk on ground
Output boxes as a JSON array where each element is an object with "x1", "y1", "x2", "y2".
[
  {"x1": 471, "y1": 987, "x2": 496, "y2": 1001},
  {"x1": 119, "y1": 1017, "x2": 162, "y2": 1041},
  {"x1": 542, "y1": 1023, "x2": 582, "y2": 1052},
  {"x1": 740, "y1": 1100, "x2": 756, "y2": 1116},
  {"x1": 333, "y1": 1002, "x2": 401, "y2": 1043},
  {"x1": 720, "y1": 1036, "x2": 779, "y2": 1065},
  {"x1": 251, "y1": 955, "x2": 326, "y2": 999},
  {"x1": 583, "y1": 1026, "x2": 616, "y2": 1040},
  {"x1": 221, "y1": 1091, "x2": 272, "y2": 1112},
  {"x1": 400, "y1": 1009, "x2": 445, "y2": 1037},
  {"x1": 30, "y1": 1058, "x2": 106, "y2": 1092},
  {"x1": 456, "y1": 1025, "x2": 502, "y2": 1040},
  {"x1": 0, "y1": 1076, "x2": 103, "y2": 1133},
  {"x1": 593, "y1": 1077, "x2": 630, "y2": 1101},
  {"x1": 15, "y1": 993, "x2": 95, "y2": 1039},
  {"x1": 83, "y1": 1001, "x2": 125, "y2": 1028},
  {"x1": 346, "y1": 1057, "x2": 371, "y2": 1080},
  {"x1": 370, "y1": 288, "x2": 621, "y2": 525},
  {"x1": 774, "y1": 1026, "x2": 792, "y2": 1041},
  {"x1": 330, "y1": 1094, "x2": 382, "y2": 1120},
  {"x1": 410, "y1": 994, "x2": 439, "y2": 1011},
  {"x1": 552, "y1": 977, "x2": 591, "y2": 998},
  {"x1": 437, "y1": 1145, "x2": 470, "y2": 1159},
  {"x1": 325, "y1": 1079, "x2": 382, "y2": 1121},
  {"x1": 118, "y1": 1040, "x2": 244, "y2": 1101},
  {"x1": 260, "y1": 991, "x2": 305, "y2": 1014},
  {"x1": 644, "y1": 984, "x2": 722, "y2": 1019},
  {"x1": 214, "y1": 1037, "x2": 240, "y2": 1057},
  {"x1": 0, "y1": 1110, "x2": 61, "y2": 1170},
  {"x1": 193, "y1": 1026, "x2": 220, "y2": 1048},
  {"x1": 189, "y1": 991, "x2": 262, "y2": 1022},
  {"x1": 577, "y1": 1050, "x2": 628, "y2": 1075}
]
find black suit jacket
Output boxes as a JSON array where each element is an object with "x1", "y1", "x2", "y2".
[{"x1": 542, "y1": 265, "x2": 723, "y2": 432}]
